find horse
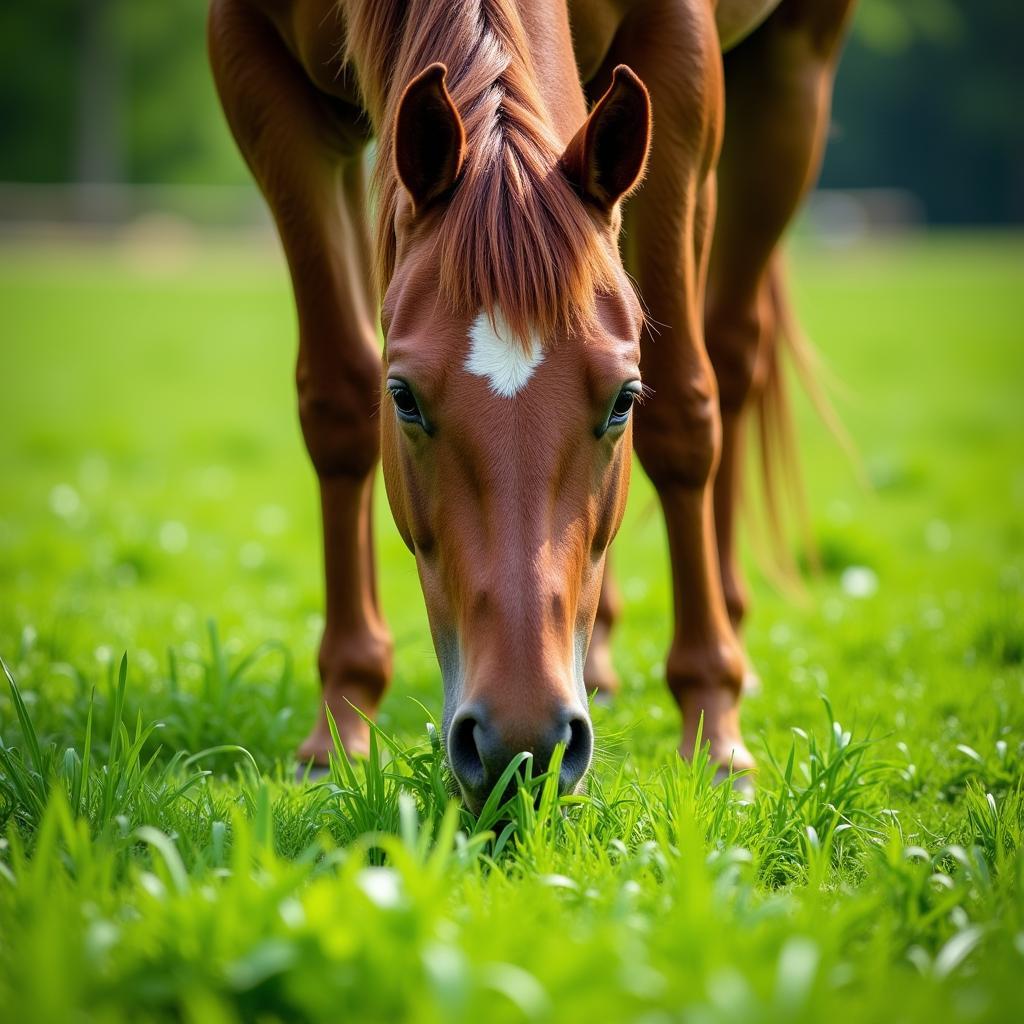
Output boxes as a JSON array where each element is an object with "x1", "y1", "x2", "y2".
[{"x1": 209, "y1": 0, "x2": 856, "y2": 810}]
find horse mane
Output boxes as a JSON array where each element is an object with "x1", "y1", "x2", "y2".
[{"x1": 346, "y1": 0, "x2": 619, "y2": 349}]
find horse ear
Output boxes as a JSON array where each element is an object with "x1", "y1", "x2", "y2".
[
  {"x1": 561, "y1": 65, "x2": 651, "y2": 213},
  {"x1": 394, "y1": 63, "x2": 466, "y2": 214}
]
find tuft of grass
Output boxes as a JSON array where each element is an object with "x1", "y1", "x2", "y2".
[
  {"x1": 1, "y1": 233, "x2": 1023, "y2": 1020},
  {"x1": 0, "y1": 652, "x2": 1021, "y2": 1022}
]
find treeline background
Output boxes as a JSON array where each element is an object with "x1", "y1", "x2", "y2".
[{"x1": 1, "y1": 0, "x2": 1020, "y2": 224}]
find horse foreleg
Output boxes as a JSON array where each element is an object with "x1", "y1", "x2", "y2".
[
  {"x1": 707, "y1": 0, "x2": 858, "y2": 639},
  {"x1": 209, "y1": 0, "x2": 391, "y2": 764},
  {"x1": 610, "y1": 0, "x2": 753, "y2": 773}
]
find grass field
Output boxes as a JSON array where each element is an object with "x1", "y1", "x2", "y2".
[{"x1": 1, "y1": 231, "x2": 1023, "y2": 1023}]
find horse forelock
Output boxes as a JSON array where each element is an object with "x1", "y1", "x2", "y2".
[{"x1": 346, "y1": 0, "x2": 621, "y2": 352}]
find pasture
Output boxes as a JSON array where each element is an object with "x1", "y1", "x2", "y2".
[{"x1": 1, "y1": 231, "x2": 1022, "y2": 1022}]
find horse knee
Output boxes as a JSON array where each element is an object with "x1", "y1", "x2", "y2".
[
  {"x1": 634, "y1": 369, "x2": 722, "y2": 491},
  {"x1": 706, "y1": 303, "x2": 765, "y2": 413},
  {"x1": 297, "y1": 342, "x2": 382, "y2": 480}
]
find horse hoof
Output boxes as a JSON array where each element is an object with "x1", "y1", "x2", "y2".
[{"x1": 713, "y1": 763, "x2": 755, "y2": 796}]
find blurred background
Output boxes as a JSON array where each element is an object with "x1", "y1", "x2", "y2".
[
  {"x1": 1, "y1": 7, "x2": 1022, "y2": 1017},
  {"x1": 0, "y1": 0, "x2": 1021, "y2": 234},
  {"x1": 0, "y1": 0, "x2": 1021, "y2": 754}
]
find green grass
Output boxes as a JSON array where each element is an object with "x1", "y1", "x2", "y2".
[{"x1": 1, "y1": 231, "x2": 1022, "y2": 1023}]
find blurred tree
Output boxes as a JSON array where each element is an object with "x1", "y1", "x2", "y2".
[
  {"x1": 0, "y1": 0, "x2": 1020, "y2": 222},
  {"x1": 76, "y1": 0, "x2": 123, "y2": 184},
  {"x1": 116, "y1": 3, "x2": 248, "y2": 185},
  {"x1": 0, "y1": 2, "x2": 78, "y2": 183},
  {"x1": 0, "y1": 1, "x2": 247, "y2": 191},
  {"x1": 824, "y1": 0, "x2": 1024, "y2": 222}
]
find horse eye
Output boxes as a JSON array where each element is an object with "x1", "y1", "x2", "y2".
[
  {"x1": 611, "y1": 390, "x2": 636, "y2": 419},
  {"x1": 605, "y1": 384, "x2": 641, "y2": 431},
  {"x1": 387, "y1": 380, "x2": 422, "y2": 423}
]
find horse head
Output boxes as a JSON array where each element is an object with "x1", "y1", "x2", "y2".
[{"x1": 379, "y1": 62, "x2": 651, "y2": 810}]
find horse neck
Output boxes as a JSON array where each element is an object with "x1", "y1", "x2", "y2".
[
  {"x1": 510, "y1": 0, "x2": 588, "y2": 144},
  {"x1": 351, "y1": 0, "x2": 587, "y2": 146}
]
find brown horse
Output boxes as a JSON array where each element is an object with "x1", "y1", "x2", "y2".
[{"x1": 209, "y1": 0, "x2": 856, "y2": 810}]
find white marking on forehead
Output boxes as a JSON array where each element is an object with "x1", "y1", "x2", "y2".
[{"x1": 465, "y1": 311, "x2": 544, "y2": 398}]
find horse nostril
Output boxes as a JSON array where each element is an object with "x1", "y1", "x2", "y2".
[
  {"x1": 558, "y1": 713, "x2": 593, "y2": 795},
  {"x1": 448, "y1": 710, "x2": 486, "y2": 797},
  {"x1": 448, "y1": 705, "x2": 594, "y2": 809}
]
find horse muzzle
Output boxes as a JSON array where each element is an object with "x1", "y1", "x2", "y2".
[{"x1": 446, "y1": 700, "x2": 593, "y2": 812}]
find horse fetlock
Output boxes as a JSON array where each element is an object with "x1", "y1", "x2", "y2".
[
  {"x1": 721, "y1": 563, "x2": 750, "y2": 630},
  {"x1": 298, "y1": 637, "x2": 392, "y2": 765},
  {"x1": 317, "y1": 629, "x2": 393, "y2": 705},
  {"x1": 666, "y1": 637, "x2": 746, "y2": 705},
  {"x1": 583, "y1": 619, "x2": 620, "y2": 700},
  {"x1": 666, "y1": 638, "x2": 755, "y2": 773}
]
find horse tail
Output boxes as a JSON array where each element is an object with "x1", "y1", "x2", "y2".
[{"x1": 749, "y1": 253, "x2": 860, "y2": 581}]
